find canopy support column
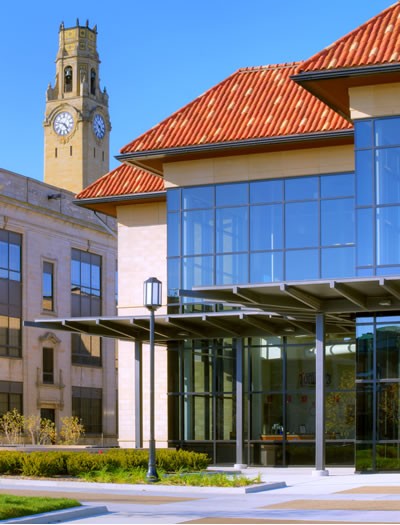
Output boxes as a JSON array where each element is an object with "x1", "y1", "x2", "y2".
[
  {"x1": 314, "y1": 313, "x2": 329, "y2": 476},
  {"x1": 234, "y1": 338, "x2": 246, "y2": 468},
  {"x1": 135, "y1": 340, "x2": 143, "y2": 448}
]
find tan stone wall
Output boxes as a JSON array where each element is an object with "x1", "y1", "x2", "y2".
[
  {"x1": 0, "y1": 169, "x2": 117, "y2": 443},
  {"x1": 164, "y1": 145, "x2": 354, "y2": 188},
  {"x1": 349, "y1": 83, "x2": 400, "y2": 120},
  {"x1": 116, "y1": 202, "x2": 168, "y2": 447}
]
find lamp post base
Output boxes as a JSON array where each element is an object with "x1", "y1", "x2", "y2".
[{"x1": 146, "y1": 467, "x2": 159, "y2": 483}]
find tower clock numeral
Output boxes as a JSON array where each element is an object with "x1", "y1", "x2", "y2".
[
  {"x1": 54, "y1": 111, "x2": 74, "y2": 136},
  {"x1": 93, "y1": 114, "x2": 106, "y2": 139}
]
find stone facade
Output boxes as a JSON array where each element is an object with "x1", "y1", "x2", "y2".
[{"x1": 0, "y1": 168, "x2": 118, "y2": 443}]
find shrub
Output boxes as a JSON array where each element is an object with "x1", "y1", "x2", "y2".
[
  {"x1": 20, "y1": 452, "x2": 68, "y2": 477},
  {"x1": 24, "y1": 416, "x2": 56, "y2": 445},
  {"x1": 66, "y1": 452, "x2": 110, "y2": 476},
  {"x1": 156, "y1": 449, "x2": 210, "y2": 472},
  {"x1": 59, "y1": 417, "x2": 85, "y2": 445},
  {"x1": 104, "y1": 449, "x2": 149, "y2": 469},
  {"x1": 0, "y1": 451, "x2": 22, "y2": 474},
  {"x1": 0, "y1": 409, "x2": 24, "y2": 445}
]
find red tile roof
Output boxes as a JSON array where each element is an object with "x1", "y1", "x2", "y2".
[
  {"x1": 298, "y1": 2, "x2": 400, "y2": 73},
  {"x1": 120, "y1": 63, "x2": 352, "y2": 155},
  {"x1": 76, "y1": 163, "x2": 164, "y2": 200}
]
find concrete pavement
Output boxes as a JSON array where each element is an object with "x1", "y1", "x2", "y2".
[{"x1": 2, "y1": 467, "x2": 400, "y2": 523}]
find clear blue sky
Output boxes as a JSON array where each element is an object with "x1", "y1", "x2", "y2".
[{"x1": 0, "y1": 1, "x2": 393, "y2": 182}]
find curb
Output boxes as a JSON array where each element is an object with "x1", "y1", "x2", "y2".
[
  {"x1": 0, "y1": 477, "x2": 286, "y2": 494},
  {"x1": 1, "y1": 505, "x2": 108, "y2": 524}
]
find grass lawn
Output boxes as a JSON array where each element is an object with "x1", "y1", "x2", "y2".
[
  {"x1": 79, "y1": 467, "x2": 261, "y2": 487},
  {"x1": 0, "y1": 494, "x2": 80, "y2": 520}
]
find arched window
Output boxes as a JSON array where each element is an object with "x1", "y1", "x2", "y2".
[
  {"x1": 64, "y1": 66, "x2": 73, "y2": 93},
  {"x1": 90, "y1": 69, "x2": 96, "y2": 95}
]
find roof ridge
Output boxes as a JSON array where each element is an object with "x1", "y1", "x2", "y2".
[{"x1": 238, "y1": 62, "x2": 302, "y2": 73}]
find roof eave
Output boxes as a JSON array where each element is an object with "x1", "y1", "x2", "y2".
[
  {"x1": 74, "y1": 191, "x2": 166, "y2": 216},
  {"x1": 116, "y1": 129, "x2": 354, "y2": 173},
  {"x1": 293, "y1": 63, "x2": 400, "y2": 83}
]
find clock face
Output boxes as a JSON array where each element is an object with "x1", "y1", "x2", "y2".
[
  {"x1": 93, "y1": 114, "x2": 106, "y2": 139},
  {"x1": 53, "y1": 111, "x2": 74, "y2": 136}
]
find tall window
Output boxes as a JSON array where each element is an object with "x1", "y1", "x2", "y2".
[
  {"x1": 355, "y1": 116, "x2": 400, "y2": 277},
  {"x1": 42, "y1": 347, "x2": 54, "y2": 384},
  {"x1": 42, "y1": 261, "x2": 54, "y2": 312},
  {"x1": 71, "y1": 249, "x2": 102, "y2": 366},
  {"x1": 72, "y1": 386, "x2": 102, "y2": 434},
  {"x1": 90, "y1": 69, "x2": 96, "y2": 95},
  {"x1": 0, "y1": 231, "x2": 22, "y2": 357},
  {"x1": 64, "y1": 66, "x2": 72, "y2": 93},
  {"x1": 0, "y1": 381, "x2": 22, "y2": 416}
]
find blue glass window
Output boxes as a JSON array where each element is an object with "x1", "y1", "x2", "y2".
[
  {"x1": 182, "y1": 256, "x2": 214, "y2": 289},
  {"x1": 250, "y1": 204, "x2": 283, "y2": 251},
  {"x1": 182, "y1": 210, "x2": 214, "y2": 255},
  {"x1": 250, "y1": 252, "x2": 283, "y2": 283},
  {"x1": 356, "y1": 150, "x2": 374, "y2": 206},
  {"x1": 321, "y1": 199, "x2": 354, "y2": 246},
  {"x1": 321, "y1": 173, "x2": 354, "y2": 198},
  {"x1": 285, "y1": 249, "x2": 318, "y2": 281},
  {"x1": 321, "y1": 247, "x2": 355, "y2": 278},
  {"x1": 167, "y1": 189, "x2": 181, "y2": 211},
  {"x1": 167, "y1": 213, "x2": 180, "y2": 256},
  {"x1": 285, "y1": 177, "x2": 318, "y2": 201},
  {"x1": 216, "y1": 253, "x2": 248, "y2": 284},
  {"x1": 376, "y1": 148, "x2": 400, "y2": 205},
  {"x1": 375, "y1": 116, "x2": 400, "y2": 147},
  {"x1": 285, "y1": 201, "x2": 318, "y2": 248},
  {"x1": 250, "y1": 180, "x2": 283, "y2": 204},
  {"x1": 216, "y1": 183, "x2": 247, "y2": 207},
  {"x1": 357, "y1": 208, "x2": 374, "y2": 267},
  {"x1": 376, "y1": 206, "x2": 400, "y2": 266},
  {"x1": 355, "y1": 119, "x2": 373, "y2": 149},
  {"x1": 167, "y1": 258, "x2": 180, "y2": 298},
  {"x1": 376, "y1": 266, "x2": 400, "y2": 276},
  {"x1": 216, "y1": 207, "x2": 248, "y2": 253},
  {"x1": 182, "y1": 186, "x2": 214, "y2": 209}
]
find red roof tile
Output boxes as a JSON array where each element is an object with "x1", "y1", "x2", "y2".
[
  {"x1": 298, "y1": 2, "x2": 400, "y2": 73},
  {"x1": 120, "y1": 63, "x2": 351, "y2": 155},
  {"x1": 76, "y1": 163, "x2": 164, "y2": 200}
]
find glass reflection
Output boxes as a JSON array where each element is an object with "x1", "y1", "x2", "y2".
[
  {"x1": 250, "y1": 204, "x2": 282, "y2": 251},
  {"x1": 285, "y1": 177, "x2": 318, "y2": 201},
  {"x1": 376, "y1": 148, "x2": 400, "y2": 205},
  {"x1": 285, "y1": 202, "x2": 318, "y2": 248}
]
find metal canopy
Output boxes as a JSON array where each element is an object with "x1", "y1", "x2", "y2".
[
  {"x1": 183, "y1": 276, "x2": 400, "y2": 316},
  {"x1": 24, "y1": 308, "x2": 352, "y2": 344},
  {"x1": 24, "y1": 277, "x2": 400, "y2": 343}
]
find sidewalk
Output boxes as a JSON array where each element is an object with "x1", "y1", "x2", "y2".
[{"x1": 2, "y1": 467, "x2": 400, "y2": 524}]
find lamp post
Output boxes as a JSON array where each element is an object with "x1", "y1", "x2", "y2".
[{"x1": 143, "y1": 277, "x2": 162, "y2": 482}]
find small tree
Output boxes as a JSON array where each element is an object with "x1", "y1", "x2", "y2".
[
  {"x1": 0, "y1": 409, "x2": 24, "y2": 445},
  {"x1": 25, "y1": 415, "x2": 57, "y2": 445},
  {"x1": 59, "y1": 416, "x2": 85, "y2": 444},
  {"x1": 24, "y1": 415, "x2": 40, "y2": 445}
]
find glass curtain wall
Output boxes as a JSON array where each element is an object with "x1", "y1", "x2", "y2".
[
  {"x1": 167, "y1": 173, "x2": 355, "y2": 311},
  {"x1": 168, "y1": 334, "x2": 355, "y2": 466},
  {"x1": 356, "y1": 315, "x2": 400, "y2": 471},
  {"x1": 355, "y1": 115, "x2": 400, "y2": 276}
]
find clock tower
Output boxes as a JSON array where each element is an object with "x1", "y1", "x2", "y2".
[{"x1": 44, "y1": 21, "x2": 110, "y2": 193}]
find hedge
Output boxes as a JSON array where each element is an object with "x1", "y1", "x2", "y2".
[{"x1": 0, "y1": 448, "x2": 210, "y2": 477}]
